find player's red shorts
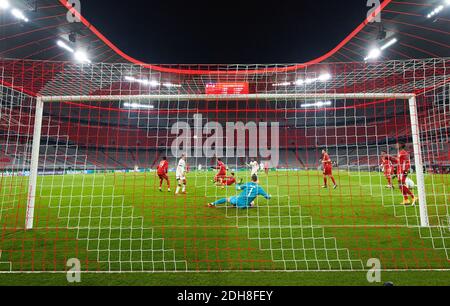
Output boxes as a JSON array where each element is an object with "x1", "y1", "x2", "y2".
[
  {"x1": 323, "y1": 166, "x2": 333, "y2": 176},
  {"x1": 384, "y1": 167, "x2": 393, "y2": 177},
  {"x1": 397, "y1": 172, "x2": 408, "y2": 185},
  {"x1": 158, "y1": 173, "x2": 168, "y2": 180},
  {"x1": 223, "y1": 177, "x2": 236, "y2": 186},
  {"x1": 215, "y1": 172, "x2": 227, "y2": 181}
]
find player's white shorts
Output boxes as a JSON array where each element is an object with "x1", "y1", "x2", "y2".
[
  {"x1": 405, "y1": 178, "x2": 415, "y2": 189},
  {"x1": 176, "y1": 172, "x2": 186, "y2": 181},
  {"x1": 251, "y1": 170, "x2": 258, "y2": 177}
]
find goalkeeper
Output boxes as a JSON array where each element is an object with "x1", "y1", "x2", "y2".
[{"x1": 208, "y1": 175, "x2": 271, "y2": 209}]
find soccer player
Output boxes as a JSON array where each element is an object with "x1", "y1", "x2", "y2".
[
  {"x1": 390, "y1": 142, "x2": 416, "y2": 206},
  {"x1": 213, "y1": 158, "x2": 228, "y2": 188},
  {"x1": 380, "y1": 151, "x2": 394, "y2": 188},
  {"x1": 264, "y1": 161, "x2": 270, "y2": 175},
  {"x1": 321, "y1": 149, "x2": 337, "y2": 189},
  {"x1": 247, "y1": 159, "x2": 259, "y2": 177},
  {"x1": 217, "y1": 172, "x2": 243, "y2": 187},
  {"x1": 175, "y1": 154, "x2": 187, "y2": 195},
  {"x1": 208, "y1": 175, "x2": 271, "y2": 209},
  {"x1": 157, "y1": 156, "x2": 170, "y2": 192}
]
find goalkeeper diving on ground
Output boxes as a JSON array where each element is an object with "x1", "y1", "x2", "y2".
[{"x1": 208, "y1": 174, "x2": 271, "y2": 209}]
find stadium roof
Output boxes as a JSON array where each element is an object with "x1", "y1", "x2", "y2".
[{"x1": 0, "y1": 0, "x2": 448, "y2": 71}]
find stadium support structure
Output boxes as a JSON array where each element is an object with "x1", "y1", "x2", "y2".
[{"x1": 23, "y1": 92, "x2": 430, "y2": 229}]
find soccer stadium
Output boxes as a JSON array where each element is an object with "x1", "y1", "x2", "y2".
[{"x1": 0, "y1": 0, "x2": 449, "y2": 287}]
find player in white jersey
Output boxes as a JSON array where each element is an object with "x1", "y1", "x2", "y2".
[
  {"x1": 175, "y1": 154, "x2": 187, "y2": 195},
  {"x1": 247, "y1": 160, "x2": 259, "y2": 177}
]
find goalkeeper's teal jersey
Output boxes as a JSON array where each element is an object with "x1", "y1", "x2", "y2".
[{"x1": 234, "y1": 182, "x2": 270, "y2": 207}]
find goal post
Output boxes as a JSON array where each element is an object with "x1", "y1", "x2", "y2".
[
  {"x1": 408, "y1": 95, "x2": 429, "y2": 227},
  {"x1": 25, "y1": 96, "x2": 44, "y2": 230},
  {"x1": 24, "y1": 92, "x2": 430, "y2": 230}
]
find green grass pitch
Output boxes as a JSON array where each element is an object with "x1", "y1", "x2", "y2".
[{"x1": 0, "y1": 170, "x2": 449, "y2": 285}]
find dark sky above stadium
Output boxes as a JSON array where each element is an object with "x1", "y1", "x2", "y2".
[{"x1": 82, "y1": 0, "x2": 368, "y2": 64}]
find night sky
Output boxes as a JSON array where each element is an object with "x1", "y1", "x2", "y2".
[{"x1": 82, "y1": 0, "x2": 369, "y2": 64}]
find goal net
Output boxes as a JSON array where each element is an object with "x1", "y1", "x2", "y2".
[{"x1": 0, "y1": 58, "x2": 448, "y2": 272}]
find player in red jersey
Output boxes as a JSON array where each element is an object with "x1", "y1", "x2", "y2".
[
  {"x1": 390, "y1": 142, "x2": 416, "y2": 206},
  {"x1": 213, "y1": 158, "x2": 228, "y2": 188},
  {"x1": 381, "y1": 151, "x2": 394, "y2": 188},
  {"x1": 217, "y1": 172, "x2": 243, "y2": 187},
  {"x1": 321, "y1": 149, "x2": 337, "y2": 189},
  {"x1": 157, "y1": 156, "x2": 171, "y2": 192}
]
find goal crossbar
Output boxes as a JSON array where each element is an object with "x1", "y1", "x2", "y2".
[{"x1": 40, "y1": 93, "x2": 416, "y2": 102}]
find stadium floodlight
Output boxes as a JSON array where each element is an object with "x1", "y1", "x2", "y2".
[
  {"x1": 123, "y1": 102, "x2": 155, "y2": 109},
  {"x1": 296, "y1": 73, "x2": 332, "y2": 86},
  {"x1": 380, "y1": 38, "x2": 398, "y2": 50},
  {"x1": 74, "y1": 50, "x2": 91, "y2": 64},
  {"x1": 11, "y1": 8, "x2": 28, "y2": 22},
  {"x1": 57, "y1": 40, "x2": 74, "y2": 53},
  {"x1": 301, "y1": 101, "x2": 332, "y2": 108},
  {"x1": 318, "y1": 73, "x2": 332, "y2": 82},
  {"x1": 364, "y1": 48, "x2": 382, "y2": 61},
  {"x1": 58, "y1": 40, "x2": 91, "y2": 63},
  {"x1": 272, "y1": 82, "x2": 292, "y2": 87},
  {"x1": 365, "y1": 38, "x2": 397, "y2": 61},
  {"x1": 149, "y1": 80, "x2": 160, "y2": 87},
  {"x1": 127, "y1": 76, "x2": 150, "y2": 85},
  {"x1": 162, "y1": 83, "x2": 182, "y2": 88},
  {"x1": 427, "y1": 4, "x2": 445, "y2": 18},
  {"x1": 0, "y1": 0, "x2": 10, "y2": 10},
  {"x1": 124, "y1": 76, "x2": 160, "y2": 87}
]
